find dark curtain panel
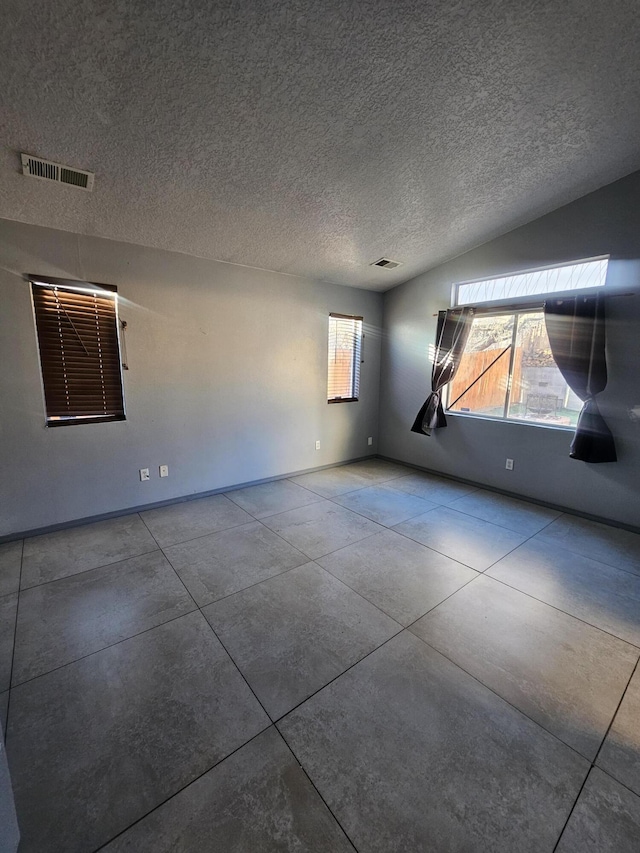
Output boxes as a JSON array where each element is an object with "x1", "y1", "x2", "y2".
[
  {"x1": 544, "y1": 295, "x2": 616, "y2": 463},
  {"x1": 411, "y1": 307, "x2": 474, "y2": 436}
]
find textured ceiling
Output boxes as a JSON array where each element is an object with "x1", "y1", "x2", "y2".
[{"x1": 2, "y1": 0, "x2": 640, "y2": 291}]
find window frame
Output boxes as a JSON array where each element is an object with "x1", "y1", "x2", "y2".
[
  {"x1": 445, "y1": 257, "x2": 610, "y2": 431},
  {"x1": 445, "y1": 301, "x2": 577, "y2": 431},
  {"x1": 452, "y1": 255, "x2": 609, "y2": 308},
  {"x1": 29, "y1": 274, "x2": 127, "y2": 427},
  {"x1": 327, "y1": 313, "x2": 363, "y2": 404}
]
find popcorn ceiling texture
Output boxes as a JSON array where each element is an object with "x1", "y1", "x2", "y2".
[{"x1": 1, "y1": 0, "x2": 640, "y2": 290}]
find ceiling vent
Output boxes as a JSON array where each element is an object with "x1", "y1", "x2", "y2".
[
  {"x1": 21, "y1": 154, "x2": 95, "y2": 191},
  {"x1": 371, "y1": 257, "x2": 402, "y2": 270}
]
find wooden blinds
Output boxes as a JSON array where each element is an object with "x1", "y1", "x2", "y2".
[
  {"x1": 30, "y1": 277, "x2": 125, "y2": 426},
  {"x1": 327, "y1": 313, "x2": 363, "y2": 403}
]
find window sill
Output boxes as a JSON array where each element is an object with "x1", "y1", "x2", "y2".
[{"x1": 445, "y1": 410, "x2": 574, "y2": 432}]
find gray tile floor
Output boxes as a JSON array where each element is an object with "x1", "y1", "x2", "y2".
[{"x1": 2, "y1": 460, "x2": 640, "y2": 852}]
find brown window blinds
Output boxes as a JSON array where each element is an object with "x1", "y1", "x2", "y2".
[
  {"x1": 30, "y1": 277, "x2": 125, "y2": 426},
  {"x1": 327, "y1": 313, "x2": 363, "y2": 402}
]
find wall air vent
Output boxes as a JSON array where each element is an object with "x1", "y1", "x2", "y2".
[
  {"x1": 371, "y1": 257, "x2": 402, "y2": 270},
  {"x1": 21, "y1": 154, "x2": 94, "y2": 191}
]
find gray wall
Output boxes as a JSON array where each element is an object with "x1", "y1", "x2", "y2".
[
  {"x1": 380, "y1": 171, "x2": 640, "y2": 528},
  {"x1": 0, "y1": 220, "x2": 382, "y2": 538}
]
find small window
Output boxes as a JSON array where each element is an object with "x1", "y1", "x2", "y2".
[
  {"x1": 327, "y1": 313, "x2": 363, "y2": 403},
  {"x1": 455, "y1": 257, "x2": 608, "y2": 306},
  {"x1": 30, "y1": 276, "x2": 126, "y2": 426},
  {"x1": 447, "y1": 308, "x2": 582, "y2": 428}
]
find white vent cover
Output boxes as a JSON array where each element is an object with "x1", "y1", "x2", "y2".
[
  {"x1": 371, "y1": 257, "x2": 402, "y2": 269},
  {"x1": 21, "y1": 154, "x2": 94, "y2": 191}
]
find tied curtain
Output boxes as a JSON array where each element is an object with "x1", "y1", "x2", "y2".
[
  {"x1": 544, "y1": 295, "x2": 616, "y2": 463},
  {"x1": 411, "y1": 307, "x2": 474, "y2": 436}
]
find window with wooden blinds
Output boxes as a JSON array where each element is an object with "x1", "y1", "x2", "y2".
[
  {"x1": 327, "y1": 313, "x2": 363, "y2": 403},
  {"x1": 30, "y1": 276, "x2": 126, "y2": 426}
]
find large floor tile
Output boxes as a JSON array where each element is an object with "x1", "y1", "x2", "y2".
[
  {"x1": 488, "y1": 539, "x2": 640, "y2": 646},
  {"x1": 394, "y1": 505, "x2": 527, "y2": 571},
  {"x1": 0, "y1": 541, "x2": 21, "y2": 597},
  {"x1": 448, "y1": 489, "x2": 561, "y2": 535},
  {"x1": 537, "y1": 514, "x2": 640, "y2": 576},
  {"x1": 279, "y1": 631, "x2": 587, "y2": 853},
  {"x1": 164, "y1": 521, "x2": 307, "y2": 606},
  {"x1": 411, "y1": 575, "x2": 638, "y2": 759},
  {"x1": 597, "y1": 664, "x2": 640, "y2": 795},
  {"x1": 102, "y1": 728, "x2": 353, "y2": 853},
  {"x1": 141, "y1": 494, "x2": 252, "y2": 547},
  {"x1": 204, "y1": 562, "x2": 398, "y2": 718},
  {"x1": 556, "y1": 768, "x2": 640, "y2": 852},
  {"x1": 332, "y1": 483, "x2": 438, "y2": 527},
  {"x1": 341, "y1": 458, "x2": 411, "y2": 483},
  {"x1": 21, "y1": 515, "x2": 157, "y2": 588},
  {"x1": 289, "y1": 466, "x2": 371, "y2": 497},
  {"x1": 390, "y1": 470, "x2": 478, "y2": 504},
  {"x1": 225, "y1": 478, "x2": 323, "y2": 518},
  {"x1": 0, "y1": 593, "x2": 17, "y2": 692},
  {"x1": 12, "y1": 551, "x2": 196, "y2": 685},
  {"x1": 318, "y1": 529, "x2": 477, "y2": 626},
  {"x1": 102, "y1": 727, "x2": 353, "y2": 852},
  {"x1": 262, "y1": 501, "x2": 383, "y2": 560},
  {"x1": 6, "y1": 612, "x2": 268, "y2": 853}
]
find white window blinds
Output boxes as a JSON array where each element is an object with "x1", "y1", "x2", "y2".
[{"x1": 328, "y1": 314, "x2": 363, "y2": 402}]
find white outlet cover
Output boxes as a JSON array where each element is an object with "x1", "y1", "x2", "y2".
[
  {"x1": 367, "y1": 437, "x2": 373, "y2": 445},
  {"x1": 139, "y1": 468, "x2": 150, "y2": 481},
  {"x1": 159, "y1": 465, "x2": 169, "y2": 477},
  {"x1": 315, "y1": 441, "x2": 321, "y2": 450},
  {"x1": 505, "y1": 459, "x2": 514, "y2": 470}
]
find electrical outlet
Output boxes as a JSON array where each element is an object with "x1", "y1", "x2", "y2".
[
  {"x1": 139, "y1": 468, "x2": 150, "y2": 481},
  {"x1": 367, "y1": 436, "x2": 373, "y2": 446},
  {"x1": 159, "y1": 465, "x2": 169, "y2": 478},
  {"x1": 505, "y1": 458, "x2": 514, "y2": 471},
  {"x1": 315, "y1": 440, "x2": 321, "y2": 450}
]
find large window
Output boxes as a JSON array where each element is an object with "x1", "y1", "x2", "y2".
[
  {"x1": 446, "y1": 257, "x2": 609, "y2": 428},
  {"x1": 447, "y1": 308, "x2": 583, "y2": 427},
  {"x1": 327, "y1": 313, "x2": 362, "y2": 403},
  {"x1": 30, "y1": 276, "x2": 126, "y2": 426}
]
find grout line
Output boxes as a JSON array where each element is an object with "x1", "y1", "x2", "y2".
[
  {"x1": 91, "y1": 723, "x2": 274, "y2": 852},
  {"x1": 592, "y1": 656, "x2": 639, "y2": 768},
  {"x1": 438, "y1": 501, "x2": 563, "y2": 537},
  {"x1": 144, "y1": 514, "x2": 260, "y2": 551},
  {"x1": 4, "y1": 539, "x2": 24, "y2": 741},
  {"x1": 552, "y1": 658, "x2": 640, "y2": 852},
  {"x1": 325, "y1": 492, "x2": 442, "y2": 529},
  {"x1": 18, "y1": 545, "x2": 161, "y2": 593},
  {"x1": 198, "y1": 611, "x2": 275, "y2": 723},
  {"x1": 594, "y1": 763, "x2": 640, "y2": 800},
  {"x1": 275, "y1": 728, "x2": 360, "y2": 853},
  {"x1": 529, "y1": 533, "x2": 640, "y2": 582},
  {"x1": 9, "y1": 607, "x2": 201, "y2": 691},
  {"x1": 409, "y1": 628, "x2": 625, "y2": 766},
  {"x1": 270, "y1": 629, "x2": 404, "y2": 725},
  {"x1": 551, "y1": 769, "x2": 591, "y2": 852},
  {"x1": 174, "y1": 559, "x2": 309, "y2": 610},
  {"x1": 317, "y1": 555, "x2": 481, "y2": 630},
  {"x1": 483, "y1": 572, "x2": 640, "y2": 651}
]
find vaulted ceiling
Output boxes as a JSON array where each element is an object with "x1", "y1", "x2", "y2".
[{"x1": 2, "y1": 0, "x2": 640, "y2": 290}]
